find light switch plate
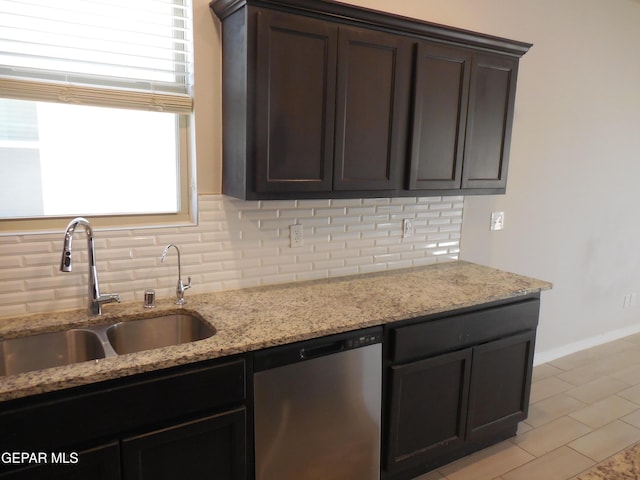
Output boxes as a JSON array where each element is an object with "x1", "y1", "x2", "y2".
[{"x1": 490, "y1": 211, "x2": 505, "y2": 231}]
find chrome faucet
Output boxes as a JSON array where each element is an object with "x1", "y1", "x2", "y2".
[
  {"x1": 161, "y1": 243, "x2": 191, "y2": 305},
  {"x1": 60, "y1": 217, "x2": 120, "y2": 316}
]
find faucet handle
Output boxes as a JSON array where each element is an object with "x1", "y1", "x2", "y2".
[
  {"x1": 98, "y1": 293, "x2": 120, "y2": 305},
  {"x1": 185, "y1": 276, "x2": 192, "y2": 290},
  {"x1": 92, "y1": 293, "x2": 120, "y2": 315}
]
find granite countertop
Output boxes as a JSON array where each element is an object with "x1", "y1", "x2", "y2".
[{"x1": 0, "y1": 260, "x2": 551, "y2": 403}]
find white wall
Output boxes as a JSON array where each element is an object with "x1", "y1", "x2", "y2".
[{"x1": 338, "y1": 0, "x2": 640, "y2": 361}]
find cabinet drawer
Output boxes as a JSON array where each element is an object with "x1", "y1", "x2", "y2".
[
  {"x1": 390, "y1": 299, "x2": 539, "y2": 363},
  {"x1": 0, "y1": 357, "x2": 246, "y2": 452}
]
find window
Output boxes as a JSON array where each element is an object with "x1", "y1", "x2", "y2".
[{"x1": 0, "y1": 0, "x2": 194, "y2": 232}]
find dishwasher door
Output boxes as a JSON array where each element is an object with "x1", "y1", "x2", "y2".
[{"x1": 253, "y1": 327, "x2": 382, "y2": 480}]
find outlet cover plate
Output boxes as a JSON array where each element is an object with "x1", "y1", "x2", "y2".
[
  {"x1": 403, "y1": 219, "x2": 414, "y2": 238},
  {"x1": 289, "y1": 224, "x2": 303, "y2": 248},
  {"x1": 490, "y1": 211, "x2": 505, "y2": 231}
]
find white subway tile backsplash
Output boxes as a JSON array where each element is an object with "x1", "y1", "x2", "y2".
[
  {"x1": 298, "y1": 251, "x2": 331, "y2": 262},
  {"x1": 8, "y1": 265, "x2": 56, "y2": 280},
  {"x1": 298, "y1": 199, "x2": 332, "y2": 208},
  {"x1": 1, "y1": 304, "x2": 28, "y2": 317},
  {"x1": 107, "y1": 258, "x2": 157, "y2": 272},
  {"x1": 260, "y1": 273, "x2": 298, "y2": 285},
  {"x1": 0, "y1": 256, "x2": 24, "y2": 268},
  {"x1": 358, "y1": 263, "x2": 388, "y2": 274},
  {"x1": 346, "y1": 206, "x2": 376, "y2": 216},
  {"x1": 361, "y1": 229, "x2": 390, "y2": 239},
  {"x1": 412, "y1": 257, "x2": 438, "y2": 267},
  {"x1": 280, "y1": 208, "x2": 314, "y2": 219},
  {"x1": 361, "y1": 198, "x2": 390, "y2": 205},
  {"x1": 314, "y1": 225, "x2": 346, "y2": 236},
  {"x1": 344, "y1": 256, "x2": 374, "y2": 267},
  {"x1": 385, "y1": 259, "x2": 414, "y2": 270},
  {"x1": 260, "y1": 200, "x2": 297, "y2": 209},
  {"x1": 294, "y1": 270, "x2": 329, "y2": 282},
  {"x1": 278, "y1": 262, "x2": 313, "y2": 274},
  {"x1": 106, "y1": 236, "x2": 151, "y2": 249},
  {"x1": 315, "y1": 207, "x2": 346, "y2": 217},
  {"x1": 2, "y1": 241, "x2": 54, "y2": 255},
  {"x1": 330, "y1": 231, "x2": 361, "y2": 242},
  {"x1": 25, "y1": 276, "x2": 82, "y2": 291},
  {"x1": 294, "y1": 216, "x2": 329, "y2": 227},
  {"x1": 0, "y1": 289, "x2": 55, "y2": 306},
  {"x1": 312, "y1": 259, "x2": 345, "y2": 271},
  {"x1": 0, "y1": 194, "x2": 463, "y2": 318}
]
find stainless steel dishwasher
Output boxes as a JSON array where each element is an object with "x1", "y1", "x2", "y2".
[{"x1": 253, "y1": 326, "x2": 383, "y2": 480}]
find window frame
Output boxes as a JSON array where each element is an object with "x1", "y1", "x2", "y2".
[{"x1": 0, "y1": 0, "x2": 196, "y2": 235}]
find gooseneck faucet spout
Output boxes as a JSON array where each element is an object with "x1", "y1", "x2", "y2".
[
  {"x1": 161, "y1": 243, "x2": 191, "y2": 305},
  {"x1": 60, "y1": 217, "x2": 120, "y2": 316}
]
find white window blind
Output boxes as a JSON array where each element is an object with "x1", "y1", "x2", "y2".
[{"x1": 0, "y1": 0, "x2": 193, "y2": 114}]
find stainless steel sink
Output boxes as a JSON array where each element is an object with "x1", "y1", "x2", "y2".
[
  {"x1": 0, "y1": 313, "x2": 216, "y2": 377},
  {"x1": 106, "y1": 313, "x2": 215, "y2": 355},
  {"x1": 0, "y1": 329, "x2": 105, "y2": 377}
]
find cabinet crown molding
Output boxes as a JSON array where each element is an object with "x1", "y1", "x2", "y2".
[{"x1": 209, "y1": 0, "x2": 532, "y2": 56}]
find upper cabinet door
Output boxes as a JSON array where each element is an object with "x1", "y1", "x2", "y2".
[
  {"x1": 255, "y1": 11, "x2": 337, "y2": 193},
  {"x1": 462, "y1": 53, "x2": 519, "y2": 190},
  {"x1": 333, "y1": 26, "x2": 411, "y2": 192},
  {"x1": 408, "y1": 43, "x2": 471, "y2": 190},
  {"x1": 212, "y1": 0, "x2": 531, "y2": 199}
]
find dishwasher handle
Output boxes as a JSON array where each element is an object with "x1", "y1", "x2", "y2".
[{"x1": 300, "y1": 341, "x2": 344, "y2": 360}]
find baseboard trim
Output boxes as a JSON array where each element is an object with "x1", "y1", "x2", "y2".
[{"x1": 533, "y1": 323, "x2": 640, "y2": 366}]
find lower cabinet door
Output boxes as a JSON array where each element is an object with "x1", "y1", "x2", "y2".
[
  {"x1": 121, "y1": 408, "x2": 246, "y2": 480},
  {"x1": 466, "y1": 331, "x2": 536, "y2": 441},
  {"x1": 385, "y1": 348, "x2": 472, "y2": 472},
  {"x1": 0, "y1": 442, "x2": 120, "y2": 480}
]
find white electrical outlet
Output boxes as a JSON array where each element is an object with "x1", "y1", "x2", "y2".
[
  {"x1": 402, "y1": 219, "x2": 414, "y2": 238},
  {"x1": 490, "y1": 211, "x2": 505, "y2": 231},
  {"x1": 624, "y1": 293, "x2": 637, "y2": 309},
  {"x1": 289, "y1": 224, "x2": 303, "y2": 248}
]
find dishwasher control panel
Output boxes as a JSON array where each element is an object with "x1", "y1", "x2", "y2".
[
  {"x1": 254, "y1": 326, "x2": 383, "y2": 372},
  {"x1": 346, "y1": 331, "x2": 383, "y2": 349}
]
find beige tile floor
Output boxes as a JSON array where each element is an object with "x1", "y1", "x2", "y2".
[{"x1": 413, "y1": 331, "x2": 640, "y2": 480}]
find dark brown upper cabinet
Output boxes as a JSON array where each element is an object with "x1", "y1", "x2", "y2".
[
  {"x1": 333, "y1": 26, "x2": 411, "y2": 192},
  {"x1": 408, "y1": 43, "x2": 471, "y2": 191},
  {"x1": 210, "y1": 0, "x2": 531, "y2": 200},
  {"x1": 408, "y1": 46, "x2": 519, "y2": 194},
  {"x1": 253, "y1": 11, "x2": 410, "y2": 196},
  {"x1": 254, "y1": 11, "x2": 337, "y2": 194},
  {"x1": 461, "y1": 53, "x2": 519, "y2": 191}
]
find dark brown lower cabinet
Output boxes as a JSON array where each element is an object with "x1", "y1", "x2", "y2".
[
  {"x1": 1, "y1": 409, "x2": 246, "y2": 480},
  {"x1": 0, "y1": 357, "x2": 247, "y2": 480},
  {"x1": 383, "y1": 298, "x2": 538, "y2": 479},
  {"x1": 386, "y1": 349, "x2": 472, "y2": 470},
  {"x1": 466, "y1": 331, "x2": 535, "y2": 441},
  {"x1": 122, "y1": 408, "x2": 246, "y2": 480}
]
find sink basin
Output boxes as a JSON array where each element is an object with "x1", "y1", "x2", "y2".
[
  {"x1": 106, "y1": 314, "x2": 215, "y2": 355},
  {"x1": 0, "y1": 329, "x2": 105, "y2": 377},
  {"x1": 0, "y1": 313, "x2": 215, "y2": 376}
]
